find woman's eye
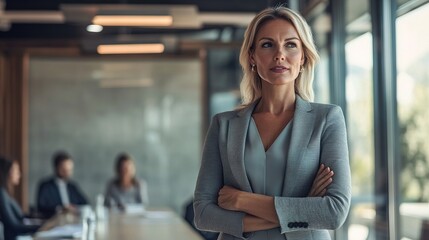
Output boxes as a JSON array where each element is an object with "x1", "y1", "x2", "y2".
[
  {"x1": 261, "y1": 42, "x2": 272, "y2": 48},
  {"x1": 286, "y1": 42, "x2": 297, "y2": 48}
]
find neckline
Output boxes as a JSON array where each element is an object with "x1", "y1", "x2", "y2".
[{"x1": 250, "y1": 117, "x2": 293, "y2": 153}]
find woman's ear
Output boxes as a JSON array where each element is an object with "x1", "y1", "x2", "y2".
[
  {"x1": 301, "y1": 54, "x2": 305, "y2": 66},
  {"x1": 249, "y1": 50, "x2": 256, "y2": 66}
]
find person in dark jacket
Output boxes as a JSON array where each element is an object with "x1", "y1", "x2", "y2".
[
  {"x1": 36, "y1": 151, "x2": 88, "y2": 218},
  {"x1": 0, "y1": 155, "x2": 41, "y2": 240}
]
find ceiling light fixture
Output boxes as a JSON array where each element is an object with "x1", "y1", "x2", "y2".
[
  {"x1": 97, "y1": 43, "x2": 165, "y2": 54},
  {"x1": 92, "y1": 15, "x2": 173, "y2": 27},
  {"x1": 86, "y1": 24, "x2": 103, "y2": 32}
]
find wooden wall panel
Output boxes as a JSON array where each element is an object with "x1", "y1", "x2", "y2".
[
  {"x1": 0, "y1": 51, "x2": 29, "y2": 211},
  {"x1": 0, "y1": 53, "x2": 5, "y2": 152}
]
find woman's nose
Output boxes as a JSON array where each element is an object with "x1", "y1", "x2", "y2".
[{"x1": 274, "y1": 50, "x2": 285, "y2": 61}]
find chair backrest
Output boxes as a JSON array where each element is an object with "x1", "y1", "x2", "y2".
[{"x1": 421, "y1": 220, "x2": 429, "y2": 240}]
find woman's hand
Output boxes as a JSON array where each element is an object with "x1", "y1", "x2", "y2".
[
  {"x1": 218, "y1": 185, "x2": 245, "y2": 211},
  {"x1": 219, "y1": 187, "x2": 279, "y2": 224},
  {"x1": 243, "y1": 214, "x2": 279, "y2": 232},
  {"x1": 308, "y1": 164, "x2": 334, "y2": 197}
]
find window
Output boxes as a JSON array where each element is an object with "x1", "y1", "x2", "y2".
[
  {"x1": 346, "y1": 32, "x2": 375, "y2": 240},
  {"x1": 396, "y1": 2, "x2": 429, "y2": 239}
]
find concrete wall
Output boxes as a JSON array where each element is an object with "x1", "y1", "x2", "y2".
[{"x1": 28, "y1": 57, "x2": 201, "y2": 214}]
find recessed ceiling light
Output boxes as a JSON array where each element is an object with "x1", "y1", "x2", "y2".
[
  {"x1": 92, "y1": 15, "x2": 173, "y2": 27},
  {"x1": 86, "y1": 24, "x2": 103, "y2": 33},
  {"x1": 97, "y1": 43, "x2": 165, "y2": 54}
]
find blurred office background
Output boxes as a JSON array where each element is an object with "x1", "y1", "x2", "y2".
[{"x1": 0, "y1": 0, "x2": 428, "y2": 239}]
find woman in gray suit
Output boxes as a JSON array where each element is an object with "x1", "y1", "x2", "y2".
[{"x1": 194, "y1": 6, "x2": 351, "y2": 240}]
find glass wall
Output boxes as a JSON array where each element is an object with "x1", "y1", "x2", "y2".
[
  {"x1": 309, "y1": 8, "x2": 331, "y2": 103},
  {"x1": 396, "y1": 2, "x2": 429, "y2": 239},
  {"x1": 313, "y1": 46, "x2": 331, "y2": 103},
  {"x1": 343, "y1": 0, "x2": 376, "y2": 239},
  {"x1": 306, "y1": 0, "x2": 429, "y2": 239},
  {"x1": 206, "y1": 48, "x2": 241, "y2": 118},
  {"x1": 28, "y1": 57, "x2": 202, "y2": 214},
  {"x1": 345, "y1": 31, "x2": 375, "y2": 240}
]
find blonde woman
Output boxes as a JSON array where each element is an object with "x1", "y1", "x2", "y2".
[{"x1": 194, "y1": 6, "x2": 351, "y2": 240}]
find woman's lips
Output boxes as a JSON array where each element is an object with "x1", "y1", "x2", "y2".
[{"x1": 270, "y1": 66, "x2": 289, "y2": 73}]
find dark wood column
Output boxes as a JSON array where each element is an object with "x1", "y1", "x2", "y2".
[{"x1": 0, "y1": 50, "x2": 29, "y2": 211}]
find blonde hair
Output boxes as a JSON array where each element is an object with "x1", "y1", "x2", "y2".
[{"x1": 239, "y1": 6, "x2": 319, "y2": 107}]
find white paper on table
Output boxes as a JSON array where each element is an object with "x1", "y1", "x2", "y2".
[
  {"x1": 124, "y1": 204, "x2": 146, "y2": 215},
  {"x1": 143, "y1": 211, "x2": 174, "y2": 219},
  {"x1": 23, "y1": 218, "x2": 44, "y2": 225},
  {"x1": 35, "y1": 224, "x2": 82, "y2": 238},
  {"x1": 16, "y1": 236, "x2": 33, "y2": 240}
]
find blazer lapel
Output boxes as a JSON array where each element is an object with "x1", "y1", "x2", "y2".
[
  {"x1": 282, "y1": 96, "x2": 315, "y2": 196},
  {"x1": 227, "y1": 102, "x2": 258, "y2": 193}
]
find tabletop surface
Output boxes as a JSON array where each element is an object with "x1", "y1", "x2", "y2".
[{"x1": 34, "y1": 208, "x2": 203, "y2": 240}]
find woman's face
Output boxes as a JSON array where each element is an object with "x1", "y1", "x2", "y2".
[
  {"x1": 9, "y1": 162, "x2": 21, "y2": 186},
  {"x1": 120, "y1": 159, "x2": 136, "y2": 181},
  {"x1": 251, "y1": 19, "x2": 304, "y2": 86}
]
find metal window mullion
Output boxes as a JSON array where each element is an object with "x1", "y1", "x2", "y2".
[
  {"x1": 370, "y1": 0, "x2": 400, "y2": 239},
  {"x1": 328, "y1": 0, "x2": 348, "y2": 239},
  {"x1": 329, "y1": 0, "x2": 347, "y2": 113}
]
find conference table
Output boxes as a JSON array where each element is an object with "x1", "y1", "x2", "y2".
[{"x1": 34, "y1": 208, "x2": 203, "y2": 240}]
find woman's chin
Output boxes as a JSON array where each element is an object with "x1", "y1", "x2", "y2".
[{"x1": 262, "y1": 78, "x2": 295, "y2": 86}]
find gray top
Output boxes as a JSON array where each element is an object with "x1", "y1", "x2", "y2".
[
  {"x1": 244, "y1": 118, "x2": 292, "y2": 239},
  {"x1": 104, "y1": 179, "x2": 149, "y2": 208}
]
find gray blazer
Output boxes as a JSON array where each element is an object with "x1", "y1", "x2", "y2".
[{"x1": 194, "y1": 96, "x2": 351, "y2": 240}]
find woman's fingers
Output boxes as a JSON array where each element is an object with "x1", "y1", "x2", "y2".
[
  {"x1": 314, "y1": 170, "x2": 334, "y2": 190},
  {"x1": 314, "y1": 165, "x2": 331, "y2": 183},
  {"x1": 313, "y1": 174, "x2": 334, "y2": 196},
  {"x1": 308, "y1": 164, "x2": 334, "y2": 197},
  {"x1": 313, "y1": 170, "x2": 334, "y2": 194},
  {"x1": 218, "y1": 185, "x2": 241, "y2": 210}
]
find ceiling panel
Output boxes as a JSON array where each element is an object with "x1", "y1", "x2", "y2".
[{"x1": 1, "y1": 0, "x2": 271, "y2": 40}]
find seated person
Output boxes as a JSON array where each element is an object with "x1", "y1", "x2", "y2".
[
  {"x1": 0, "y1": 155, "x2": 41, "y2": 240},
  {"x1": 104, "y1": 153, "x2": 149, "y2": 210},
  {"x1": 37, "y1": 151, "x2": 88, "y2": 218}
]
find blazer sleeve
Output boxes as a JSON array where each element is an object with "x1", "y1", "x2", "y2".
[
  {"x1": 274, "y1": 106, "x2": 351, "y2": 234},
  {"x1": 36, "y1": 181, "x2": 58, "y2": 217},
  {"x1": 193, "y1": 114, "x2": 247, "y2": 239},
  {"x1": 69, "y1": 182, "x2": 88, "y2": 205},
  {"x1": 0, "y1": 189, "x2": 40, "y2": 236}
]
